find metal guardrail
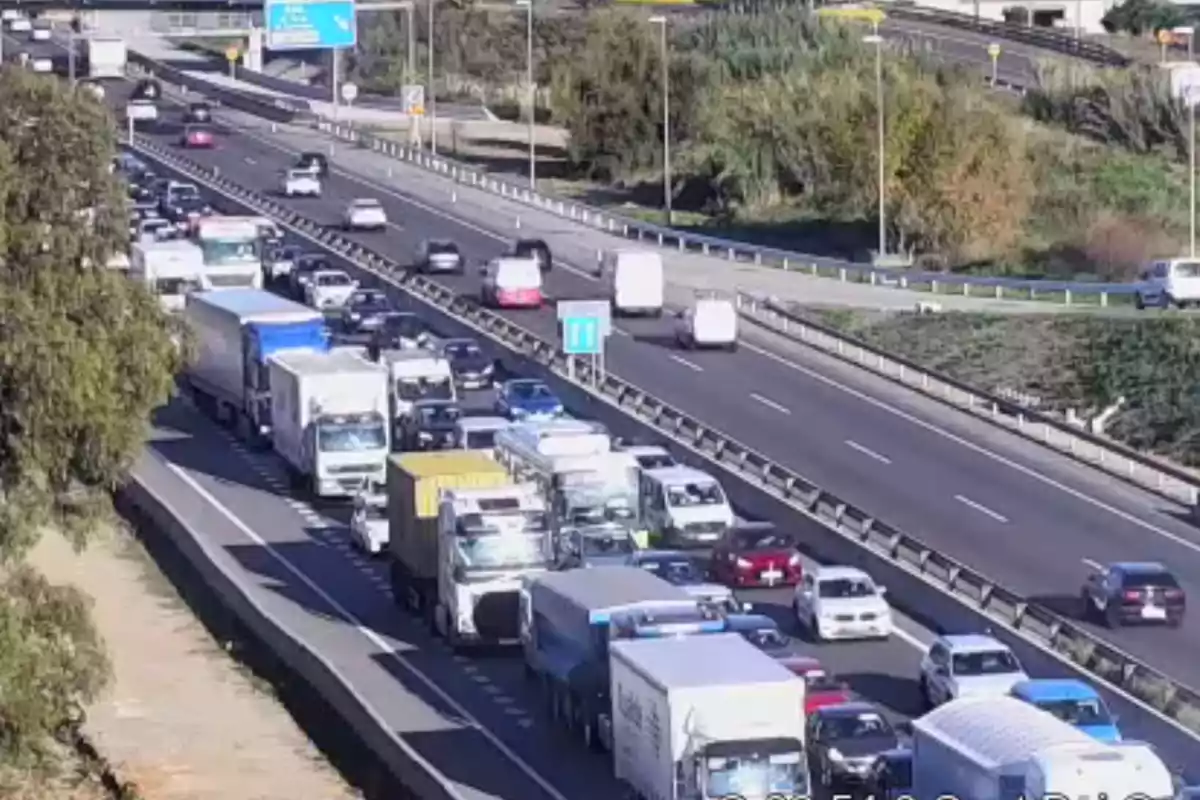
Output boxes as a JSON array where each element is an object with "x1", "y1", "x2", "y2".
[
  {"x1": 313, "y1": 120, "x2": 1145, "y2": 307},
  {"x1": 126, "y1": 132, "x2": 1200, "y2": 736},
  {"x1": 148, "y1": 10, "x2": 260, "y2": 34},
  {"x1": 736, "y1": 294, "x2": 1200, "y2": 506},
  {"x1": 128, "y1": 41, "x2": 1146, "y2": 308},
  {"x1": 876, "y1": 3, "x2": 1132, "y2": 66}
]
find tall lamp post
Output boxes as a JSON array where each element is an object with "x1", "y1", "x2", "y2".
[
  {"x1": 864, "y1": 32, "x2": 886, "y2": 260},
  {"x1": 427, "y1": 0, "x2": 437, "y2": 154},
  {"x1": 516, "y1": 0, "x2": 535, "y2": 189},
  {"x1": 649, "y1": 15, "x2": 671, "y2": 226}
]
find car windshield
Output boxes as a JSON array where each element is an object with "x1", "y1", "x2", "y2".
[
  {"x1": 515, "y1": 241, "x2": 546, "y2": 257},
  {"x1": 509, "y1": 381, "x2": 553, "y2": 400},
  {"x1": 169, "y1": 185, "x2": 199, "y2": 201},
  {"x1": 352, "y1": 291, "x2": 387, "y2": 308},
  {"x1": 353, "y1": 199, "x2": 380, "y2": 209},
  {"x1": 740, "y1": 627, "x2": 790, "y2": 652},
  {"x1": 429, "y1": 241, "x2": 458, "y2": 255},
  {"x1": 298, "y1": 256, "x2": 329, "y2": 271},
  {"x1": 638, "y1": 557, "x2": 702, "y2": 584},
  {"x1": 444, "y1": 340, "x2": 482, "y2": 358},
  {"x1": 580, "y1": 532, "x2": 634, "y2": 557},
  {"x1": 951, "y1": 649, "x2": 1021, "y2": 676},
  {"x1": 821, "y1": 712, "x2": 892, "y2": 741},
  {"x1": 735, "y1": 531, "x2": 794, "y2": 551},
  {"x1": 818, "y1": 577, "x2": 877, "y2": 599},
  {"x1": 1122, "y1": 570, "x2": 1180, "y2": 588},
  {"x1": 800, "y1": 669, "x2": 843, "y2": 693},
  {"x1": 270, "y1": 246, "x2": 300, "y2": 262},
  {"x1": 382, "y1": 314, "x2": 424, "y2": 339},
  {"x1": 463, "y1": 429, "x2": 498, "y2": 449},
  {"x1": 288, "y1": 169, "x2": 313, "y2": 180},
  {"x1": 418, "y1": 403, "x2": 461, "y2": 425},
  {"x1": 1036, "y1": 697, "x2": 1113, "y2": 727},
  {"x1": 636, "y1": 453, "x2": 676, "y2": 470},
  {"x1": 397, "y1": 378, "x2": 453, "y2": 402},
  {"x1": 318, "y1": 273, "x2": 352, "y2": 286},
  {"x1": 666, "y1": 481, "x2": 726, "y2": 507}
]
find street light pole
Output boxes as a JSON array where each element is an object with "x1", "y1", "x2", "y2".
[
  {"x1": 865, "y1": 33, "x2": 885, "y2": 258},
  {"x1": 403, "y1": 5, "x2": 415, "y2": 82},
  {"x1": 427, "y1": 0, "x2": 437, "y2": 154},
  {"x1": 517, "y1": 0, "x2": 535, "y2": 189},
  {"x1": 649, "y1": 16, "x2": 671, "y2": 226}
]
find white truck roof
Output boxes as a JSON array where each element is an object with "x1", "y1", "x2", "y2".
[
  {"x1": 914, "y1": 695, "x2": 1096, "y2": 768},
  {"x1": 642, "y1": 465, "x2": 718, "y2": 485},
  {"x1": 270, "y1": 348, "x2": 382, "y2": 377},
  {"x1": 611, "y1": 633, "x2": 799, "y2": 689}
]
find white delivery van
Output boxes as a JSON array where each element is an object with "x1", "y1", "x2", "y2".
[
  {"x1": 1136, "y1": 257, "x2": 1200, "y2": 309},
  {"x1": 676, "y1": 297, "x2": 737, "y2": 351},
  {"x1": 481, "y1": 257, "x2": 543, "y2": 309},
  {"x1": 639, "y1": 465, "x2": 735, "y2": 549},
  {"x1": 602, "y1": 249, "x2": 664, "y2": 316}
]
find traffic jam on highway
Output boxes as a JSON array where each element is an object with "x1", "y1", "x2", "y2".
[{"x1": 105, "y1": 74, "x2": 1200, "y2": 800}]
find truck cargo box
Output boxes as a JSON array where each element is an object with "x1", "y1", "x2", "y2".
[{"x1": 387, "y1": 451, "x2": 509, "y2": 580}]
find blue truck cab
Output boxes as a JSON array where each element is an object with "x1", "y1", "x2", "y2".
[
  {"x1": 185, "y1": 289, "x2": 328, "y2": 447},
  {"x1": 520, "y1": 566, "x2": 727, "y2": 754},
  {"x1": 1009, "y1": 679, "x2": 1122, "y2": 743}
]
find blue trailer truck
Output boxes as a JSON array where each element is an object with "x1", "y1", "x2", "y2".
[
  {"x1": 519, "y1": 566, "x2": 727, "y2": 752},
  {"x1": 184, "y1": 289, "x2": 328, "y2": 446}
]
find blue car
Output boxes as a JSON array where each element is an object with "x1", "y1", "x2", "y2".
[
  {"x1": 494, "y1": 378, "x2": 563, "y2": 420},
  {"x1": 1009, "y1": 679, "x2": 1122, "y2": 743}
]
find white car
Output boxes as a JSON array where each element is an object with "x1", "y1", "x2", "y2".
[
  {"x1": 125, "y1": 100, "x2": 158, "y2": 122},
  {"x1": 7, "y1": 16, "x2": 31, "y2": 32},
  {"x1": 29, "y1": 56, "x2": 52, "y2": 73},
  {"x1": 349, "y1": 491, "x2": 388, "y2": 555},
  {"x1": 282, "y1": 168, "x2": 321, "y2": 198},
  {"x1": 343, "y1": 198, "x2": 387, "y2": 231},
  {"x1": 306, "y1": 269, "x2": 358, "y2": 309},
  {"x1": 793, "y1": 565, "x2": 892, "y2": 642},
  {"x1": 263, "y1": 244, "x2": 300, "y2": 283},
  {"x1": 30, "y1": 24, "x2": 50, "y2": 40},
  {"x1": 918, "y1": 633, "x2": 1029, "y2": 708}
]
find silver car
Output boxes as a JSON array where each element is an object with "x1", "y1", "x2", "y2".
[{"x1": 349, "y1": 491, "x2": 388, "y2": 555}]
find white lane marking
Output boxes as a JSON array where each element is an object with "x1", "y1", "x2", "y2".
[
  {"x1": 750, "y1": 393, "x2": 791, "y2": 415},
  {"x1": 244, "y1": 157, "x2": 256, "y2": 165},
  {"x1": 611, "y1": 327, "x2": 630, "y2": 337},
  {"x1": 669, "y1": 354, "x2": 703, "y2": 372},
  {"x1": 955, "y1": 494, "x2": 1009, "y2": 524},
  {"x1": 737, "y1": 335, "x2": 1200, "y2": 557},
  {"x1": 845, "y1": 440, "x2": 891, "y2": 465},
  {"x1": 161, "y1": 460, "x2": 571, "y2": 800}
]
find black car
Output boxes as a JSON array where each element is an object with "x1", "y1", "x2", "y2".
[
  {"x1": 368, "y1": 312, "x2": 431, "y2": 360},
  {"x1": 131, "y1": 78, "x2": 162, "y2": 101},
  {"x1": 511, "y1": 238, "x2": 552, "y2": 273},
  {"x1": 806, "y1": 703, "x2": 900, "y2": 788},
  {"x1": 341, "y1": 289, "x2": 394, "y2": 333},
  {"x1": 439, "y1": 338, "x2": 494, "y2": 390},
  {"x1": 184, "y1": 102, "x2": 211, "y2": 123},
  {"x1": 290, "y1": 253, "x2": 332, "y2": 299},
  {"x1": 398, "y1": 400, "x2": 462, "y2": 451},
  {"x1": 162, "y1": 195, "x2": 212, "y2": 227},
  {"x1": 295, "y1": 151, "x2": 329, "y2": 178},
  {"x1": 1080, "y1": 560, "x2": 1186, "y2": 628}
]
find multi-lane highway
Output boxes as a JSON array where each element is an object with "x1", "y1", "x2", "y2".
[
  {"x1": 85, "y1": 67, "x2": 1200, "y2": 788},
  {"x1": 105, "y1": 70, "x2": 1200, "y2": 697}
]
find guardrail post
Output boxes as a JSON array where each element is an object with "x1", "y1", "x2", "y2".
[
  {"x1": 1100, "y1": 292, "x2": 1108, "y2": 308},
  {"x1": 931, "y1": 280, "x2": 939, "y2": 293},
  {"x1": 839, "y1": 268, "x2": 847, "y2": 282},
  {"x1": 1064, "y1": 289, "x2": 1072, "y2": 305}
]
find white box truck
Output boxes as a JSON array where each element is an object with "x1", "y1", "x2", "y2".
[
  {"x1": 184, "y1": 289, "x2": 327, "y2": 446},
  {"x1": 912, "y1": 696, "x2": 1174, "y2": 800},
  {"x1": 129, "y1": 239, "x2": 204, "y2": 314},
  {"x1": 268, "y1": 349, "x2": 390, "y2": 498},
  {"x1": 87, "y1": 38, "x2": 127, "y2": 79},
  {"x1": 611, "y1": 633, "x2": 809, "y2": 800}
]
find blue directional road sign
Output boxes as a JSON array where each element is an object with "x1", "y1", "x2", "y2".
[
  {"x1": 557, "y1": 299, "x2": 611, "y2": 356},
  {"x1": 266, "y1": 0, "x2": 357, "y2": 51},
  {"x1": 563, "y1": 316, "x2": 601, "y2": 355}
]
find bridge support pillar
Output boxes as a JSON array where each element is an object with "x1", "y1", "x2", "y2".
[{"x1": 244, "y1": 27, "x2": 264, "y2": 72}]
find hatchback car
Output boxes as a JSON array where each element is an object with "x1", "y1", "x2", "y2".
[{"x1": 709, "y1": 527, "x2": 801, "y2": 588}]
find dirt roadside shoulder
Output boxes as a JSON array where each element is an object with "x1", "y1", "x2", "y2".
[{"x1": 27, "y1": 525, "x2": 362, "y2": 800}]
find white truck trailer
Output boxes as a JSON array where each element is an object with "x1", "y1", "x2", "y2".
[
  {"x1": 611, "y1": 633, "x2": 808, "y2": 800},
  {"x1": 129, "y1": 239, "x2": 204, "y2": 313},
  {"x1": 268, "y1": 349, "x2": 390, "y2": 498},
  {"x1": 87, "y1": 38, "x2": 127, "y2": 79},
  {"x1": 912, "y1": 696, "x2": 1174, "y2": 800},
  {"x1": 184, "y1": 289, "x2": 327, "y2": 446}
]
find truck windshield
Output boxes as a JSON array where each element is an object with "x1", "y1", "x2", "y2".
[
  {"x1": 455, "y1": 516, "x2": 550, "y2": 571},
  {"x1": 199, "y1": 238, "x2": 260, "y2": 267},
  {"x1": 397, "y1": 377, "x2": 454, "y2": 402},
  {"x1": 704, "y1": 751, "x2": 806, "y2": 799},
  {"x1": 666, "y1": 481, "x2": 726, "y2": 507},
  {"x1": 316, "y1": 416, "x2": 387, "y2": 452}
]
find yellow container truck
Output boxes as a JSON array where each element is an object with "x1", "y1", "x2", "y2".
[{"x1": 388, "y1": 451, "x2": 553, "y2": 647}]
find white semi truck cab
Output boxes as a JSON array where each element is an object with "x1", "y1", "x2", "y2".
[
  {"x1": 434, "y1": 484, "x2": 551, "y2": 647},
  {"x1": 268, "y1": 349, "x2": 390, "y2": 498}
]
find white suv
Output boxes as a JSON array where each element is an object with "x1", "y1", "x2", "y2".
[
  {"x1": 918, "y1": 633, "x2": 1028, "y2": 708},
  {"x1": 793, "y1": 565, "x2": 892, "y2": 641}
]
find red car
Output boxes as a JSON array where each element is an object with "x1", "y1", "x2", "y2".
[
  {"x1": 777, "y1": 656, "x2": 855, "y2": 715},
  {"x1": 709, "y1": 526, "x2": 802, "y2": 588},
  {"x1": 181, "y1": 125, "x2": 214, "y2": 148}
]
